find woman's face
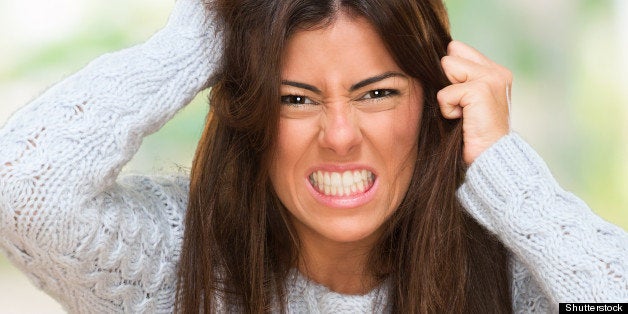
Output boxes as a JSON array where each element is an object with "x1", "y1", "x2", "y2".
[{"x1": 270, "y1": 13, "x2": 423, "y2": 247}]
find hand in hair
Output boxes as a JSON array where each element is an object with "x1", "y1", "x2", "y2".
[
  {"x1": 437, "y1": 40, "x2": 512, "y2": 164},
  {"x1": 166, "y1": 0, "x2": 216, "y2": 32}
]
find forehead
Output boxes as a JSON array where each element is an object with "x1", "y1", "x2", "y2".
[{"x1": 281, "y1": 13, "x2": 402, "y2": 81}]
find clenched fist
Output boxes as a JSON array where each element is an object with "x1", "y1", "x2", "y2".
[{"x1": 437, "y1": 41, "x2": 512, "y2": 164}]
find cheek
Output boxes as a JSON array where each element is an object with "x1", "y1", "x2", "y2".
[
  {"x1": 270, "y1": 119, "x2": 317, "y2": 194},
  {"x1": 270, "y1": 121, "x2": 295, "y2": 190},
  {"x1": 395, "y1": 103, "x2": 421, "y2": 139},
  {"x1": 273, "y1": 119, "x2": 315, "y2": 166},
  {"x1": 369, "y1": 101, "x2": 422, "y2": 161},
  {"x1": 388, "y1": 101, "x2": 422, "y2": 203},
  {"x1": 375, "y1": 100, "x2": 423, "y2": 199},
  {"x1": 397, "y1": 91, "x2": 424, "y2": 148},
  {"x1": 390, "y1": 104, "x2": 421, "y2": 182}
]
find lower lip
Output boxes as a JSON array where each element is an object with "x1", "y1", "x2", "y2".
[{"x1": 305, "y1": 176, "x2": 379, "y2": 209}]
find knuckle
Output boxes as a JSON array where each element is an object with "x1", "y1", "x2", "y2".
[
  {"x1": 436, "y1": 89, "x2": 448, "y2": 104},
  {"x1": 440, "y1": 55, "x2": 452, "y2": 67},
  {"x1": 448, "y1": 40, "x2": 462, "y2": 53}
]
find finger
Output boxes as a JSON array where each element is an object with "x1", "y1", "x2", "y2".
[
  {"x1": 447, "y1": 40, "x2": 493, "y2": 67},
  {"x1": 440, "y1": 55, "x2": 486, "y2": 84},
  {"x1": 436, "y1": 83, "x2": 465, "y2": 119},
  {"x1": 436, "y1": 81, "x2": 494, "y2": 119}
]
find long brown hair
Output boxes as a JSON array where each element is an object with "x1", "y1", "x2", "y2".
[{"x1": 176, "y1": 0, "x2": 512, "y2": 312}]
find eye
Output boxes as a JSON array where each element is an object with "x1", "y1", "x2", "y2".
[
  {"x1": 360, "y1": 89, "x2": 399, "y2": 100},
  {"x1": 280, "y1": 95, "x2": 315, "y2": 105}
]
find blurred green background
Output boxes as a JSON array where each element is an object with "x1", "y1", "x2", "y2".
[{"x1": 0, "y1": 0, "x2": 626, "y2": 312}]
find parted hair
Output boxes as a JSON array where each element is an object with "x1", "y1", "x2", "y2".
[{"x1": 176, "y1": 0, "x2": 512, "y2": 313}]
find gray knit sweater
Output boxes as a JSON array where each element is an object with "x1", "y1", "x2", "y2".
[{"x1": 0, "y1": 0, "x2": 626, "y2": 313}]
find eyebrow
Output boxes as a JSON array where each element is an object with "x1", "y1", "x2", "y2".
[
  {"x1": 281, "y1": 80, "x2": 322, "y2": 93},
  {"x1": 349, "y1": 72, "x2": 407, "y2": 91},
  {"x1": 281, "y1": 71, "x2": 407, "y2": 94}
]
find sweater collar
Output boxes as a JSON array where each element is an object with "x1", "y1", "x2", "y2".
[{"x1": 282, "y1": 269, "x2": 391, "y2": 313}]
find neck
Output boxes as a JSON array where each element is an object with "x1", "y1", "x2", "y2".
[{"x1": 295, "y1": 226, "x2": 380, "y2": 295}]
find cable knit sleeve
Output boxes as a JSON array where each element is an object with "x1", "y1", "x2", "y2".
[
  {"x1": 0, "y1": 0, "x2": 221, "y2": 312},
  {"x1": 457, "y1": 133, "x2": 628, "y2": 312}
]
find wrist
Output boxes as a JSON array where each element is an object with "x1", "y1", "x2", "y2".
[{"x1": 140, "y1": 8, "x2": 222, "y2": 89}]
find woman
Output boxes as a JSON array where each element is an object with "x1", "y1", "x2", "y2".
[{"x1": 0, "y1": 0, "x2": 625, "y2": 313}]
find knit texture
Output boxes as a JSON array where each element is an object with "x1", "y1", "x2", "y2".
[
  {"x1": 1, "y1": 0, "x2": 626, "y2": 313},
  {"x1": 457, "y1": 134, "x2": 628, "y2": 311}
]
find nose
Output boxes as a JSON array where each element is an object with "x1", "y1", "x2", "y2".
[{"x1": 319, "y1": 103, "x2": 363, "y2": 156}]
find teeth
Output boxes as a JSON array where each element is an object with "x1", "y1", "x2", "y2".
[
  {"x1": 342, "y1": 171, "x2": 353, "y2": 186},
  {"x1": 357, "y1": 180, "x2": 364, "y2": 191},
  {"x1": 309, "y1": 169, "x2": 375, "y2": 197},
  {"x1": 331, "y1": 172, "x2": 341, "y2": 186},
  {"x1": 353, "y1": 171, "x2": 362, "y2": 183},
  {"x1": 317, "y1": 171, "x2": 323, "y2": 191}
]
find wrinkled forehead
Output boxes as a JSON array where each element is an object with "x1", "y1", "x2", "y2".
[{"x1": 280, "y1": 12, "x2": 400, "y2": 79}]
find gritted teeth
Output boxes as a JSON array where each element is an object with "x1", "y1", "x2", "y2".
[{"x1": 308, "y1": 169, "x2": 375, "y2": 197}]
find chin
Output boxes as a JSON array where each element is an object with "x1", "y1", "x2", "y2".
[{"x1": 313, "y1": 217, "x2": 385, "y2": 245}]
